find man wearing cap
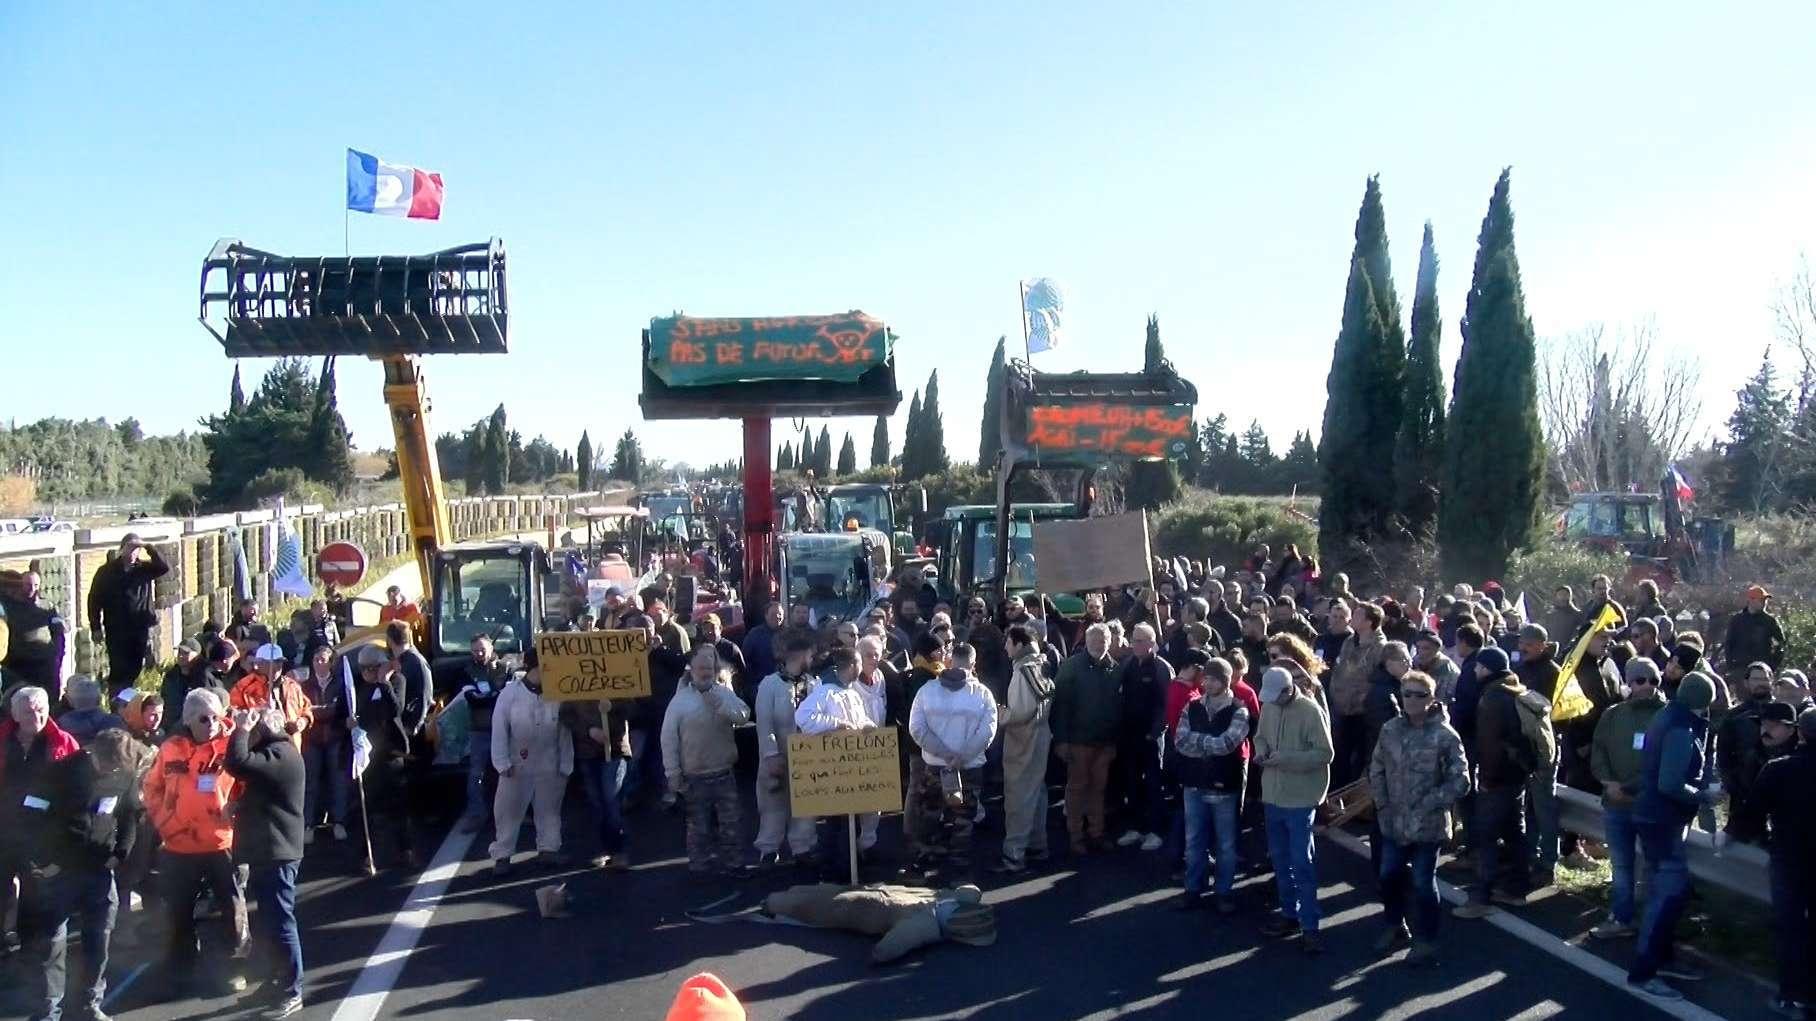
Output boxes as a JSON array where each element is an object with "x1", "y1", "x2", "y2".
[
  {"x1": 1736, "y1": 707, "x2": 1816, "y2": 1016},
  {"x1": 1720, "y1": 661, "x2": 1786, "y2": 846},
  {"x1": 1625, "y1": 671, "x2": 1723, "y2": 1000},
  {"x1": 1456, "y1": 647, "x2": 1537, "y2": 915},
  {"x1": 1171, "y1": 654, "x2": 1248, "y2": 912},
  {"x1": 1588, "y1": 658, "x2": 1668, "y2": 939},
  {"x1": 1254, "y1": 664, "x2": 1333, "y2": 953},
  {"x1": 1726, "y1": 585, "x2": 1788, "y2": 674},
  {"x1": 230, "y1": 645, "x2": 312, "y2": 750},
  {"x1": 85, "y1": 534, "x2": 170, "y2": 693}
]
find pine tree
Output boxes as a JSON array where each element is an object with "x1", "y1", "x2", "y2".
[
  {"x1": 814, "y1": 425, "x2": 833, "y2": 477},
  {"x1": 837, "y1": 433, "x2": 857, "y2": 475},
  {"x1": 1319, "y1": 176, "x2": 1407, "y2": 564},
  {"x1": 1439, "y1": 169, "x2": 1546, "y2": 581},
  {"x1": 482, "y1": 405, "x2": 509, "y2": 495},
  {"x1": 228, "y1": 365, "x2": 246, "y2": 415},
  {"x1": 902, "y1": 389, "x2": 925, "y2": 480},
  {"x1": 576, "y1": 431, "x2": 593, "y2": 490},
  {"x1": 1282, "y1": 430, "x2": 1320, "y2": 493},
  {"x1": 979, "y1": 336, "x2": 1006, "y2": 467},
  {"x1": 870, "y1": 415, "x2": 890, "y2": 469},
  {"x1": 609, "y1": 428, "x2": 643, "y2": 482},
  {"x1": 1716, "y1": 352, "x2": 1792, "y2": 512},
  {"x1": 1127, "y1": 316, "x2": 1182, "y2": 508},
  {"x1": 1394, "y1": 222, "x2": 1446, "y2": 536},
  {"x1": 921, "y1": 371, "x2": 949, "y2": 476}
]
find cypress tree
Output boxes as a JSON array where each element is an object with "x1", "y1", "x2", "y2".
[
  {"x1": 836, "y1": 432, "x2": 857, "y2": 476},
  {"x1": 902, "y1": 389, "x2": 925, "y2": 480},
  {"x1": 870, "y1": 415, "x2": 890, "y2": 468},
  {"x1": 1717, "y1": 352, "x2": 1792, "y2": 512},
  {"x1": 980, "y1": 336, "x2": 1006, "y2": 466},
  {"x1": 920, "y1": 372, "x2": 948, "y2": 476},
  {"x1": 576, "y1": 431, "x2": 593, "y2": 490},
  {"x1": 482, "y1": 405, "x2": 509, "y2": 495},
  {"x1": 1439, "y1": 169, "x2": 1546, "y2": 581},
  {"x1": 229, "y1": 365, "x2": 246, "y2": 414},
  {"x1": 778, "y1": 442, "x2": 795, "y2": 471},
  {"x1": 1393, "y1": 222, "x2": 1446, "y2": 536},
  {"x1": 1319, "y1": 177, "x2": 1407, "y2": 563},
  {"x1": 814, "y1": 424, "x2": 833, "y2": 476},
  {"x1": 1128, "y1": 316, "x2": 1182, "y2": 509},
  {"x1": 306, "y1": 356, "x2": 355, "y2": 494}
]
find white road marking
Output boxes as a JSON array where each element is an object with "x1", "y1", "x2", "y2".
[
  {"x1": 1322, "y1": 827, "x2": 1727, "y2": 1021},
  {"x1": 329, "y1": 826, "x2": 478, "y2": 1021}
]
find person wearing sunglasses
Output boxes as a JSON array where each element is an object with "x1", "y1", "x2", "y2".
[
  {"x1": 1586, "y1": 657, "x2": 1668, "y2": 943},
  {"x1": 1366, "y1": 670, "x2": 1469, "y2": 967}
]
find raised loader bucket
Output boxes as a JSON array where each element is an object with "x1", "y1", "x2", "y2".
[{"x1": 199, "y1": 238, "x2": 508, "y2": 357}]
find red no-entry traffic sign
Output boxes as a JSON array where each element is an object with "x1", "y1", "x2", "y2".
[{"x1": 316, "y1": 541, "x2": 368, "y2": 588}]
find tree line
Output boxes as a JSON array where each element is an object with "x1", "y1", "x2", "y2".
[
  {"x1": 0, "y1": 417, "x2": 206, "y2": 506},
  {"x1": 432, "y1": 407, "x2": 575, "y2": 496}
]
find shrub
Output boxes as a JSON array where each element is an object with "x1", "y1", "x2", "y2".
[
  {"x1": 1151, "y1": 492, "x2": 1317, "y2": 570},
  {"x1": 161, "y1": 486, "x2": 201, "y2": 518},
  {"x1": 1503, "y1": 542, "x2": 1630, "y2": 607},
  {"x1": 241, "y1": 468, "x2": 331, "y2": 507}
]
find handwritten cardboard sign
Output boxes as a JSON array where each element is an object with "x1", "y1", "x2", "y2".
[
  {"x1": 787, "y1": 726, "x2": 903, "y2": 818},
  {"x1": 1025, "y1": 403, "x2": 1193, "y2": 459},
  {"x1": 536, "y1": 629, "x2": 651, "y2": 701},
  {"x1": 648, "y1": 313, "x2": 889, "y2": 387}
]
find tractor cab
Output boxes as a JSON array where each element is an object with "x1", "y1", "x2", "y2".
[
  {"x1": 930, "y1": 504, "x2": 1077, "y2": 606},
  {"x1": 778, "y1": 530, "x2": 892, "y2": 626},
  {"x1": 431, "y1": 541, "x2": 548, "y2": 679}
]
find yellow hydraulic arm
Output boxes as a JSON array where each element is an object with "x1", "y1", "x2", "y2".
[{"x1": 382, "y1": 355, "x2": 453, "y2": 600}]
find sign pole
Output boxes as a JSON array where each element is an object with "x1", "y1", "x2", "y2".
[
  {"x1": 1018, "y1": 280, "x2": 1032, "y2": 363},
  {"x1": 847, "y1": 814, "x2": 860, "y2": 887}
]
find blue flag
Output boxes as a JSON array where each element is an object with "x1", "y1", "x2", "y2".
[{"x1": 1022, "y1": 278, "x2": 1066, "y2": 354}]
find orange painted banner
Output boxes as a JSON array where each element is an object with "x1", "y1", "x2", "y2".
[{"x1": 1025, "y1": 403, "x2": 1192, "y2": 459}]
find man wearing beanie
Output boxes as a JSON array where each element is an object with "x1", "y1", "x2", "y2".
[
  {"x1": 1254, "y1": 665, "x2": 1333, "y2": 954},
  {"x1": 1587, "y1": 657, "x2": 1668, "y2": 940},
  {"x1": 1455, "y1": 646, "x2": 1537, "y2": 916},
  {"x1": 1740, "y1": 707, "x2": 1816, "y2": 1016},
  {"x1": 1626, "y1": 671, "x2": 1722, "y2": 1000}
]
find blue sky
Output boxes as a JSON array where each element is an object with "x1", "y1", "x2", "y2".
[{"x1": 5, "y1": 3, "x2": 1814, "y2": 472}]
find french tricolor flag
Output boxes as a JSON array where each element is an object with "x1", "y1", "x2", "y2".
[{"x1": 345, "y1": 148, "x2": 444, "y2": 220}]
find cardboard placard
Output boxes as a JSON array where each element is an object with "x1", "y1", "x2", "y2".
[
  {"x1": 536, "y1": 630, "x2": 651, "y2": 701},
  {"x1": 787, "y1": 726, "x2": 903, "y2": 818},
  {"x1": 1030, "y1": 511, "x2": 1154, "y2": 595}
]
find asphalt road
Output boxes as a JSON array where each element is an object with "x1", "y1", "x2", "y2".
[{"x1": 7, "y1": 775, "x2": 1753, "y2": 1021}]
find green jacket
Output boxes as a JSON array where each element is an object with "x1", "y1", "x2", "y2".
[
  {"x1": 1256, "y1": 693, "x2": 1333, "y2": 809},
  {"x1": 1051, "y1": 652, "x2": 1122, "y2": 746},
  {"x1": 1590, "y1": 691, "x2": 1667, "y2": 806}
]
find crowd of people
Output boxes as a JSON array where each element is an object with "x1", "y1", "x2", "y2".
[{"x1": 3, "y1": 529, "x2": 1815, "y2": 1018}]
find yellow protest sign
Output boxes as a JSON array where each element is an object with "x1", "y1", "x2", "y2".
[
  {"x1": 536, "y1": 630, "x2": 651, "y2": 701},
  {"x1": 1552, "y1": 604, "x2": 1619, "y2": 723},
  {"x1": 787, "y1": 726, "x2": 903, "y2": 818}
]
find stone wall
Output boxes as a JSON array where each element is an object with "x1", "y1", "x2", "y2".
[{"x1": 0, "y1": 492, "x2": 603, "y2": 683}]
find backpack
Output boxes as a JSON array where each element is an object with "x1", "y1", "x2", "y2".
[{"x1": 1512, "y1": 688, "x2": 1556, "y2": 769}]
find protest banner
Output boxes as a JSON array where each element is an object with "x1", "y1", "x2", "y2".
[
  {"x1": 1030, "y1": 511, "x2": 1153, "y2": 595},
  {"x1": 787, "y1": 726, "x2": 903, "y2": 818},
  {"x1": 536, "y1": 629, "x2": 651, "y2": 701}
]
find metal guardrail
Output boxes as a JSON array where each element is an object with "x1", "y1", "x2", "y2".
[{"x1": 1553, "y1": 785, "x2": 1770, "y2": 905}]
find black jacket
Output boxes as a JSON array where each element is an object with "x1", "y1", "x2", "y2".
[
  {"x1": 0, "y1": 593, "x2": 66, "y2": 680},
  {"x1": 1515, "y1": 643, "x2": 1561, "y2": 702},
  {"x1": 1205, "y1": 606, "x2": 1243, "y2": 652},
  {"x1": 86, "y1": 547, "x2": 170, "y2": 635},
  {"x1": 1723, "y1": 609, "x2": 1787, "y2": 672},
  {"x1": 226, "y1": 726, "x2": 306, "y2": 864},
  {"x1": 1118, "y1": 654, "x2": 1172, "y2": 742},
  {"x1": 1737, "y1": 744, "x2": 1816, "y2": 863},
  {"x1": 393, "y1": 646, "x2": 433, "y2": 731},
  {"x1": 1475, "y1": 674, "x2": 1533, "y2": 790},
  {"x1": 50, "y1": 752, "x2": 139, "y2": 872}
]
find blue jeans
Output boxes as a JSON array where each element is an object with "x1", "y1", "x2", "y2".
[
  {"x1": 625, "y1": 727, "x2": 666, "y2": 803},
  {"x1": 578, "y1": 756, "x2": 628, "y2": 854},
  {"x1": 1379, "y1": 838, "x2": 1441, "y2": 942},
  {"x1": 1629, "y1": 820, "x2": 1690, "y2": 982},
  {"x1": 248, "y1": 861, "x2": 303, "y2": 1001},
  {"x1": 1183, "y1": 789, "x2": 1239, "y2": 897},
  {"x1": 1525, "y1": 759, "x2": 1560, "y2": 872},
  {"x1": 464, "y1": 731, "x2": 494, "y2": 823},
  {"x1": 1603, "y1": 805, "x2": 1646, "y2": 926},
  {"x1": 303, "y1": 739, "x2": 351, "y2": 827},
  {"x1": 1264, "y1": 803, "x2": 1320, "y2": 932},
  {"x1": 21, "y1": 867, "x2": 116, "y2": 1020}
]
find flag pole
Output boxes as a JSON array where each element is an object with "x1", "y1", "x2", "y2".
[{"x1": 1018, "y1": 279, "x2": 1032, "y2": 363}]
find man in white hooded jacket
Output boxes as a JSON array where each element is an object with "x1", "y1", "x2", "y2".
[
  {"x1": 490, "y1": 649, "x2": 574, "y2": 876},
  {"x1": 994, "y1": 625, "x2": 1054, "y2": 874},
  {"x1": 755, "y1": 635, "x2": 820, "y2": 866},
  {"x1": 907, "y1": 643, "x2": 998, "y2": 872}
]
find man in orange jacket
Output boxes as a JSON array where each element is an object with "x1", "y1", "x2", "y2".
[
  {"x1": 142, "y1": 687, "x2": 246, "y2": 999},
  {"x1": 230, "y1": 645, "x2": 312, "y2": 750}
]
